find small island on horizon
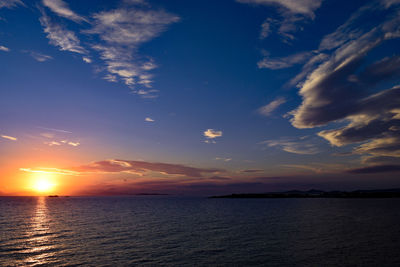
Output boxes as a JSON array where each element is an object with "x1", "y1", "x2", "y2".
[{"x1": 210, "y1": 189, "x2": 400, "y2": 198}]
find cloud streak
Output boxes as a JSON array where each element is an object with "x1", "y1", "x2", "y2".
[
  {"x1": 1, "y1": 135, "x2": 17, "y2": 141},
  {"x1": 72, "y1": 159, "x2": 222, "y2": 178},
  {"x1": 39, "y1": 10, "x2": 86, "y2": 54},
  {"x1": 238, "y1": 0, "x2": 322, "y2": 41},
  {"x1": 42, "y1": 0, "x2": 87, "y2": 23},
  {"x1": 286, "y1": 2, "x2": 400, "y2": 162},
  {"x1": 258, "y1": 97, "x2": 286, "y2": 116},
  {"x1": 0, "y1": 45, "x2": 10, "y2": 52}
]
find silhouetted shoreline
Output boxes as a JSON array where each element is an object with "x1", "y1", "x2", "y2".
[{"x1": 210, "y1": 189, "x2": 400, "y2": 198}]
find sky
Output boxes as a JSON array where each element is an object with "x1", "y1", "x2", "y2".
[{"x1": 0, "y1": 0, "x2": 400, "y2": 196}]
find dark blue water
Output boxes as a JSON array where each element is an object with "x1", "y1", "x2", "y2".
[{"x1": 1, "y1": 196, "x2": 400, "y2": 266}]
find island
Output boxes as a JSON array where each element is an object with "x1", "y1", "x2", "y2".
[{"x1": 210, "y1": 189, "x2": 400, "y2": 198}]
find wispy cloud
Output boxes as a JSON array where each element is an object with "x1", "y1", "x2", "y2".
[
  {"x1": 42, "y1": 0, "x2": 87, "y2": 23},
  {"x1": 45, "y1": 139, "x2": 80, "y2": 147},
  {"x1": 39, "y1": 9, "x2": 86, "y2": 54},
  {"x1": 0, "y1": 45, "x2": 10, "y2": 52},
  {"x1": 288, "y1": 2, "x2": 400, "y2": 161},
  {"x1": 238, "y1": 0, "x2": 322, "y2": 41},
  {"x1": 260, "y1": 136, "x2": 320, "y2": 155},
  {"x1": 85, "y1": 4, "x2": 179, "y2": 96},
  {"x1": 36, "y1": 126, "x2": 72, "y2": 133},
  {"x1": 145, "y1": 117, "x2": 154, "y2": 122},
  {"x1": 28, "y1": 51, "x2": 53, "y2": 62},
  {"x1": 71, "y1": 159, "x2": 222, "y2": 178},
  {"x1": 0, "y1": 0, "x2": 24, "y2": 9},
  {"x1": 215, "y1": 157, "x2": 232, "y2": 162},
  {"x1": 1, "y1": 135, "x2": 17, "y2": 141},
  {"x1": 20, "y1": 167, "x2": 80, "y2": 176},
  {"x1": 258, "y1": 51, "x2": 312, "y2": 69},
  {"x1": 258, "y1": 97, "x2": 286, "y2": 116}
]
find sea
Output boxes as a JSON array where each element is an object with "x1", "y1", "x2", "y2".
[{"x1": 1, "y1": 196, "x2": 400, "y2": 266}]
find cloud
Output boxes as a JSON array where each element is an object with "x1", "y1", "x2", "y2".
[
  {"x1": 45, "y1": 139, "x2": 80, "y2": 147},
  {"x1": 238, "y1": 0, "x2": 322, "y2": 41},
  {"x1": 36, "y1": 126, "x2": 72, "y2": 133},
  {"x1": 260, "y1": 19, "x2": 271, "y2": 39},
  {"x1": 39, "y1": 10, "x2": 86, "y2": 54},
  {"x1": 42, "y1": 0, "x2": 87, "y2": 23},
  {"x1": 258, "y1": 51, "x2": 312, "y2": 69},
  {"x1": 215, "y1": 157, "x2": 232, "y2": 162},
  {"x1": 287, "y1": 3, "x2": 400, "y2": 160},
  {"x1": 240, "y1": 169, "x2": 264, "y2": 173},
  {"x1": 347, "y1": 165, "x2": 400, "y2": 174},
  {"x1": 145, "y1": 117, "x2": 154, "y2": 122},
  {"x1": 72, "y1": 159, "x2": 222, "y2": 177},
  {"x1": 67, "y1": 141, "x2": 80, "y2": 147},
  {"x1": 44, "y1": 141, "x2": 61, "y2": 146},
  {"x1": 85, "y1": 5, "x2": 179, "y2": 96},
  {"x1": 29, "y1": 51, "x2": 53, "y2": 62},
  {"x1": 237, "y1": 0, "x2": 321, "y2": 17},
  {"x1": 0, "y1": 0, "x2": 24, "y2": 9},
  {"x1": 82, "y1": 57, "x2": 92, "y2": 63},
  {"x1": 20, "y1": 167, "x2": 80, "y2": 176},
  {"x1": 260, "y1": 136, "x2": 320, "y2": 154},
  {"x1": 204, "y1": 129, "x2": 223, "y2": 139},
  {"x1": 258, "y1": 97, "x2": 286, "y2": 116},
  {"x1": 0, "y1": 45, "x2": 10, "y2": 52},
  {"x1": 1, "y1": 135, "x2": 17, "y2": 141}
]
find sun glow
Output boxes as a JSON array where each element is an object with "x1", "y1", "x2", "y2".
[{"x1": 31, "y1": 173, "x2": 56, "y2": 194}]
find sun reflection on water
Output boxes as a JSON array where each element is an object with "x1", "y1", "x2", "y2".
[{"x1": 22, "y1": 197, "x2": 58, "y2": 265}]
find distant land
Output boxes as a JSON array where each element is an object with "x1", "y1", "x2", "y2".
[{"x1": 210, "y1": 189, "x2": 400, "y2": 198}]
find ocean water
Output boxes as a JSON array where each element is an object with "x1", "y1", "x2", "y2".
[{"x1": 1, "y1": 196, "x2": 400, "y2": 266}]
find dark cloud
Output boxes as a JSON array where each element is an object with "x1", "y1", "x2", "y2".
[
  {"x1": 240, "y1": 169, "x2": 264, "y2": 173},
  {"x1": 347, "y1": 165, "x2": 400, "y2": 174},
  {"x1": 288, "y1": 2, "x2": 400, "y2": 160},
  {"x1": 73, "y1": 159, "x2": 222, "y2": 177}
]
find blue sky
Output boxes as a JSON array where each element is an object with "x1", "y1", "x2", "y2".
[{"x1": 1, "y1": 0, "x2": 400, "y2": 195}]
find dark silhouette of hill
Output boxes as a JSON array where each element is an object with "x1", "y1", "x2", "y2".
[{"x1": 210, "y1": 189, "x2": 400, "y2": 198}]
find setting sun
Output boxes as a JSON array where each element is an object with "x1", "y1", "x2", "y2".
[
  {"x1": 33, "y1": 179, "x2": 54, "y2": 192},
  {"x1": 30, "y1": 173, "x2": 56, "y2": 194}
]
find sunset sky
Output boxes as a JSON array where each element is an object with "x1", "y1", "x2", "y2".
[{"x1": 1, "y1": 0, "x2": 400, "y2": 196}]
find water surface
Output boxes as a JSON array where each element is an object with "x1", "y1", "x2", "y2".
[{"x1": 1, "y1": 196, "x2": 400, "y2": 266}]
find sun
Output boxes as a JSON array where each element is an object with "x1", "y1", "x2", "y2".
[
  {"x1": 31, "y1": 173, "x2": 56, "y2": 194},
  {"x1": 33, "y1": 179, "x2": 54, "y2": 192}
]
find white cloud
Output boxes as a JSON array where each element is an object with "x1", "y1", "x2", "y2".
[
  {"x1": 82, "y1": 57, "x2": 92, "y2": 63},
  {"x1": 44, "y1": 141, "x2": 61, "y2": 146},
  {"x1": 68, "y1": 141, "x2": 80, "y2": 147},
  {"x1": 204, "y1": 129, "x2": 223, "y2": 139},
  {"x1": 145, "y1": 117, "x2": 155, "y2": 122},
  {"x1": 1, "y1": 135, "x2": 17, "y2": 141},
  {"x1": 258, "y1": 97, "x2": 286, "y2": 116},
  {"x1": 0, "y1": 45, "x2": 10, "y2": 52},
  {"x1": 39, "y1": 10, "x2": 86, "y2": 54},
  {"x1": 29, "y1": 51, "x2": 53, "y2": 62},
  {"x1": 42, "y1": 0, "x2": 87, "y2": 23},
  {"x1": 86, "y1": 6, "x2": 179, "y2": 95}
]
